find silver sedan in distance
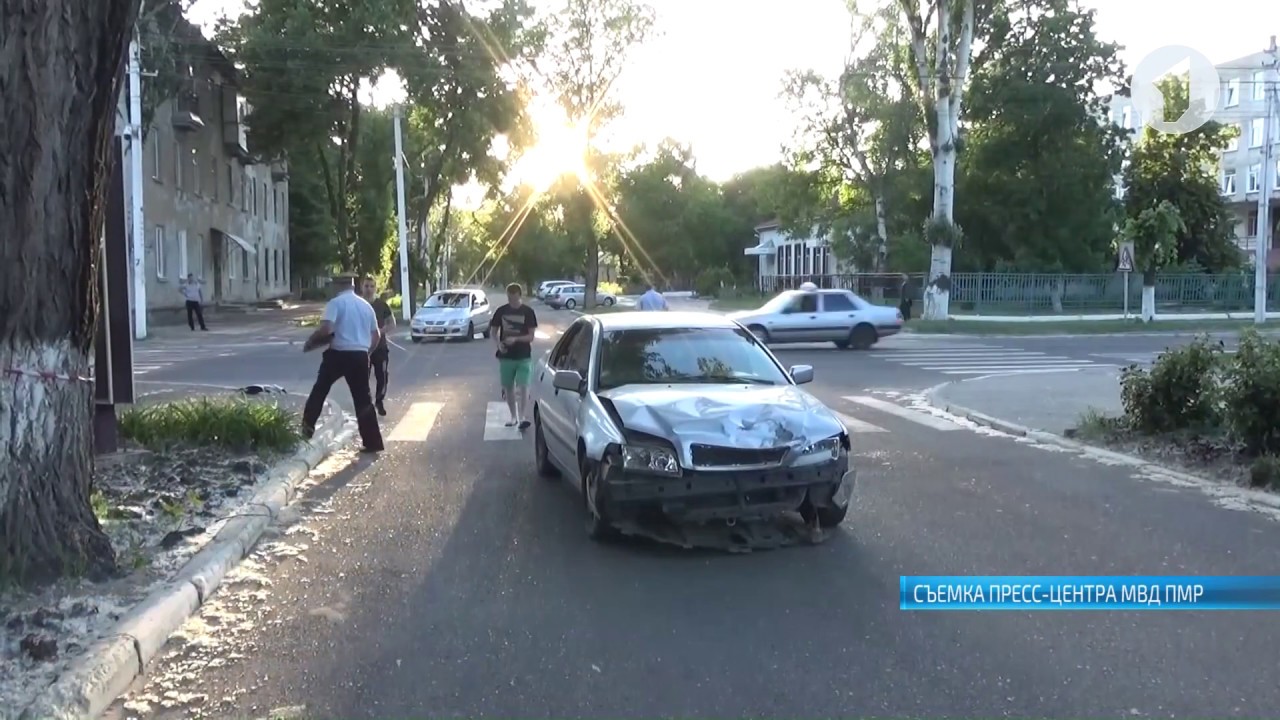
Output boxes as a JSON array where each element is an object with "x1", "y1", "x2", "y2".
[
  {"x1": 728, "y1": 288, "x2": 903, "y2": 349},
  {"x1": 547, "y1": 284, "x2": 617, "y2": 310},
  {"x1": 530, "y1": 311, "x2": 855, "y2": 541}
]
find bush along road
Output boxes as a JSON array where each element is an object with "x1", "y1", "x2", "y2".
[
  {"x1": 1071, "y1": 329, "x2": 1280, "y2": 491},
  {"x1": 0, "y1": 390, "x2": 355, "y2": 720}
]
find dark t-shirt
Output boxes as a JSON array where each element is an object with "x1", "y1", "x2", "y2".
[
  {"x1": 371, "y1": 298, "x2": 392, "y2": 351},
  {"x1": 490, "y1": 304, "x2": 538, "y2": 360}
]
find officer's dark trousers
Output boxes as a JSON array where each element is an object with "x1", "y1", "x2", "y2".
[
  {"x1": 303, "y1": 349, "x2": 384, "y2": 450},
  {"x1": 369, "y1": 346, "x2": 389, "y2": 405}
]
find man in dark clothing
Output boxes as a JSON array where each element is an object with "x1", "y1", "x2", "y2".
[
  {"x1": 301, "y1": 276, "x2": 384, "y2": 453},
  {"x1": 489, "y1": 282, "x2": 538, "y2": 430},
  {"x1": 361, "y1": 278, "x2": 394, "y2": 416},
  {"x1": 898, "y1": 273, "x2": 914, "y2": 321}
]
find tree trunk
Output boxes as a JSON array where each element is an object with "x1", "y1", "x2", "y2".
[
  {"x1": 0, "y1": 0, "x2": 139, "y2": 585},
  {"x1": 1141, "y1": 266, "x2": 1157, "y2": 322}
]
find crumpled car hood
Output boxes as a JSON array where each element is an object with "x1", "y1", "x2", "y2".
[
  {"x1": 414, "y1": 307, "x2": 468, "y2": 322},
  {"x1": 597, "y1": 384, "x2": 845, "y2": 455}
]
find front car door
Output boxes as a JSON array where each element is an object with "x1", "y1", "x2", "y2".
[
  {"x1": 538, "y1": 320, "x2": 588, "y2": 469},
  {"x1": 472, "y1": 292, "x2": 491, "y2": 329},
  {"x1": 772, "y1": 292, "x2": 821, "y2": 342},
  {"x1": 818, "y1": 291, "x2": 860, "y2": 341}
]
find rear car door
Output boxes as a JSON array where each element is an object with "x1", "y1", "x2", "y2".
[{"x1": 818, "y1": 291, "x2": 859, "y2": 341}]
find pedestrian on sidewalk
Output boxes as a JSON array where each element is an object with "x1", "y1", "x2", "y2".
[
  {"x1": 898, "y1": 273, "x2": 914, "y2": 321},
  {"x1": 361, "y1": 278, "x2": 395, "y2": 416},
  {"x1": 301, "y1": 276, "x2": 384, "y2": 453},
  {"x1": 637, "y1": 282, "x2": 669, "y2": 311},
  {"x1": 489, "y1": 282, "x2": 538, "y2": 430},
  {"x1": 181, "y1": 274, "x2": 208, "y2": 331}
]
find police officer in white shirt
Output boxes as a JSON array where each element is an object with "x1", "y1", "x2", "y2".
[{"x1": 301, "y1": 276, "x2": 384, "y2": 453}]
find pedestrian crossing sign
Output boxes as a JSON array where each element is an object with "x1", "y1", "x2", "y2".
[{"x1": 1117, "y1": 242, "x2": 1135, "y2": 273}]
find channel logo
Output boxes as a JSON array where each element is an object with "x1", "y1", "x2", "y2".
[{"x1": 1130, "y1": 45, "x2": 1221, "y2": 135}]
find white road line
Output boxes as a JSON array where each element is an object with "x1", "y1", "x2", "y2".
[
  {"x1": 835, "y1": 412, "x2": 888, "y2": 433},
  {"x1": 387, "y1": 401, "x2": 445, "y2": 442},
  {"x1": 938, "y1": 364, "x2": 1114, "y2": 375},
  {"x1": 483, "y1": 401, "x2": 524, "y2": 441},
  {"x1": 895, "y1": 356, "x2": 1062, "y2": 366},
  {"x1": 842, "y1": 395, "x2": 959, "y2": 431},
  {"x1": 915, "y1": 359, "x2": 1096, "y2": 369}
]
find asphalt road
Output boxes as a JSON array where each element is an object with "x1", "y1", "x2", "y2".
[{"x1": 104, "y1": 309, "x2": 1280, "y2": 718}]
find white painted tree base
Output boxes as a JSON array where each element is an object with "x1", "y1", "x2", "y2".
[
  {"x1": 1140, "y1": 285, "x2": 1156, "y2": 322},
  {"x1": 923, "y1": 244, "x2": 953, "y2": 321}
]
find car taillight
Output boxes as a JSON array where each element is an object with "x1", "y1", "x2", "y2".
[{"x1": 896, "y1": 311, "x2": 904, "y2": 322}]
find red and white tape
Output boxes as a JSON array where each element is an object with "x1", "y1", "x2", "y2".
[{"x1": 3, "y1": 367, "x2": 94, "y2": 384}]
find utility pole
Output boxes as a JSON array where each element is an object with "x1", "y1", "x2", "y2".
[
  {"x1": 127, "y1": 36, "x2": 147, "y2": 339},
  {"x1": 393, "y1": 104, "x2": 411, "y2": 319},
  {"x1": 1257, "y1": 35, "x2": 1278, "y2": 325}
]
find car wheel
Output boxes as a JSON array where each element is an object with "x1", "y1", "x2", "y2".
[
  {"x1": 833, "y1": 339, "x2": 850, "y2": 350},
  {"x1": 603, "y1": 296, "x2": 615, "y2": 306},
  {"x1": 581, "y1": 458, "x2": 618, "y2": 541},
  {"x1": 482, "y1": 325, "x2": 492, "y2": 339},
  {"x1": 534, "y1": 412, "x2": 559, "y2": 480},
  {"x1": 800, "y1": 495, "x2": 849, "y2": 528},
  {"x1": 464, "y1": 321, "x2": 475, "y2": 341},
  {"x1": 748, "y1": 324, "x2": 770, "y2": 343},
  {"x1": 850, "y1": 323, "x2": 877, "y2": 350},
  {"x1": 566, "y1": 298, "x2": 577, "y2": 310},
  {"x1": 411, "y1": 337, "x2": 422, "y2": 344}
]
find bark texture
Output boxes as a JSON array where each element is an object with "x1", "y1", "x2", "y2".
[{"x1": 0, "y1": 0, "x2": 141, "y2": 585}]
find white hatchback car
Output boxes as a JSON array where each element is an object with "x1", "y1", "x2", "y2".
[{"x1": 410, "y1": 289, "x2": 493, "y2": 342}]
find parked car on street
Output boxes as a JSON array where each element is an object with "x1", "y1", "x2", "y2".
[
  {"x1": 537, "y1": 280, "x2": 576, "y2": 300},
  {"x1": 547, "y1": 284, "x2": 618, "y2": 310},
  {"x1": 409, "y1": 288, "x2": 493, "y2": 342},
  {"x1": 728, "y1": 288, "x2": 903, "y2": 349},
  {"x1": 531, "y1": 311, "x2": 855, "y2": 540}
]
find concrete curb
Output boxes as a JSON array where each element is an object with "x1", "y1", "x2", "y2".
[
  {"x1": 20, "y1": 405, "x2": 357, "y2": 720},
  {"x1": 921, "y1": 383, "x2": 1280, "y2": 514},
  {"x1": 903, "y1": 329, "x2": 1280, "y2": 340}
]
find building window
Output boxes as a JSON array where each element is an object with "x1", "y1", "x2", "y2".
[
  {"x1": 173, "y1": 140, "x2": 183, "y2": 189},
  {"x1": 190, "y1": 145, "x2": 200, "y2": 195},
  {"x1": 1248, "y1": 210, "x2": 1259, "y2": 238},
  {"x1": 1226, "y1": 124, "x2": 1240, "y2": 152},
  {"x1": 153, "y1": 225, "x2": 166, "y2": 278},
  {"x1": 251, "y1": 181, "x2": 257, "y2": 216},
  {"x1": 1255, "y1": 71, "x2": 1268, "y2": 101},
  {"x1": 194, "y1": 234, "x2": 204, "y2": 277},
  {"x1": 226, "y1": 161, "x2": 235, "y2": 205},
  {"x1": 1251, "y1": 118, "x2": 1265, "y2": 148},
  {"x1": 1224, "y1": 78, "x2": 1240, "y2": 107},
  {"x1": 227, "y1": 244, "x2": 237, "y2": 279},
  {"x1": 274, "y1": 248, "x2": 281, "y2": 283},
  {"x1": 151, "y1": 133, "x2": 161, "y2": 181},
  {"x1": 262, "y1": 182, "x2": 268, "y2": 217},
  {"x1": 209, "y1": 159, "x2": 219, "y2": 202},
  {"x1": 1222, "y1": 171, "x2": 1237, "y2": 195},
  {"x1": 241, "y1": 171, "x2": 248, "y2": 211},
  {"x1": 242, "y1": 241, "x2": 252, "y2": 278},
  {"x1": 1247, "y1": 164, "x2": 1261, "y2": 193}
]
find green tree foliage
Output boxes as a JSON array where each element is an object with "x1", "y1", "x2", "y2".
[
  {"x1": 956, "y1": 0, "x2": 1126, "y2": 272},
  {"x1": 1122, "y1": 75, "x2": 1241, "y2": 272}
]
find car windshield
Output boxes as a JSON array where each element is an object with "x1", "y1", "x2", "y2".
[
  {"x1": 423, "y1": 292, "x2": 470, "y2": 309},
  {"x1": 596, "y1": 327, "x2": 790, "y2": 391}
]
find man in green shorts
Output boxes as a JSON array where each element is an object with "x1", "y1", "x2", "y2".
[{"x1": 489, "y1": 282, "x2": 539, "y2": 429}]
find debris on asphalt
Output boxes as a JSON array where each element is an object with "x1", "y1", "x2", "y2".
[{"x1": 614, "y1": 513, "x2": 828, "y2": 552}]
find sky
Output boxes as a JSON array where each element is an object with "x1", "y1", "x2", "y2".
[{"x1": 189, "y1": 0, "x2": 1280, "y2": 183}]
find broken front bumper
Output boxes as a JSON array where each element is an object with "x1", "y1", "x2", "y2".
[{"x1": 600, "y1": 455, "x2": 855, "y2": 524}]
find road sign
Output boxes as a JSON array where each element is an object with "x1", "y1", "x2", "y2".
[{"x1": 1117, "y1": 242, "x2": 1135, "y2": 273}]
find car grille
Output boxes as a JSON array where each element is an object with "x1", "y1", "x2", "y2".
[{"x1": 689, "y1": 443, "x2": 788, "y2": 468}]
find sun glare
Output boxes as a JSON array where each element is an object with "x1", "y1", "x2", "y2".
[{"x1": 513, "y1": 114, "x2": 591, "y2": 192}]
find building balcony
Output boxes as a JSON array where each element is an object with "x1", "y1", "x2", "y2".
[{"x1": 171, "y1": 90, "x2": 204, "y2": 132}]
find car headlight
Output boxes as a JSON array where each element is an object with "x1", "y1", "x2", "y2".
[
  {"x1": 450, "y1": 317, "x2": 467, "y2": 325},
  {"x1": 799, "y1": 436, "x2": 842, "y2": 461},
  {"x1": 621, "y1": 445, "x2": 681, "y2": 475}
]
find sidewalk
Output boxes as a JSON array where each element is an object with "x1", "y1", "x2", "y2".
[
  {"x1": 928, "y1": 367, "x2": 1122, "y2": 435},
  {"x1": 141, "y1": 303, "x2": 323, "y2": 342}
]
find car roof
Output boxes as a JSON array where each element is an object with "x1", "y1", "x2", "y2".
[{"x1": 589, "y1": 311, "x2": 741, "y2": 331}]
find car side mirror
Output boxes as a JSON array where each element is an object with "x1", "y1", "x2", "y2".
[
  {"x1": 789, "y1": 364, "x2": 814, "y2": 385},
  {"x1": 552, "y1": 369, "x2": 585, "y2": 393}
]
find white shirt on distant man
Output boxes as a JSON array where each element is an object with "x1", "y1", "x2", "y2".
[
  {"x1": 324, "y1": 288, "x2": 379, "y2": 351},
  {"x1": 637, "y1": 287, "x2": 668, "y2": 311}
]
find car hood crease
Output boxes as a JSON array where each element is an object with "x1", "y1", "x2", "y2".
[{"x1": 597, "y1": 384, "x2": 844, "y2": 450}]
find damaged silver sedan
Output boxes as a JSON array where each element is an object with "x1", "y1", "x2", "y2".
[{"x1": 531, "y1": 311, "x2": 856, "y2": 544}]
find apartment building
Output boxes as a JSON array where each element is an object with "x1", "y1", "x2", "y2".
[
  {"x1": 1110, "y1": 50, "x2": 1279, "y2": 266},
  {"x1": 130, "y1": 27, "x2": 291, "y2": 317}
]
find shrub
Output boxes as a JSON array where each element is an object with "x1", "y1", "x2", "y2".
[
  {"x1": 694, "y1": 267, "x2": 736, "y2": 298},
  {"x1": 598, "y1": 280, "x2": 624, "y2": 296},
  {"x1": 1248, "y1": 456, "x2": 1280, "y2": 489},
  {"x1": 1119, "y1": 335, "x2": 1223, "y2": 434},
  {"x1": 120, "y1": 398, "x2": 301, "y2": 453},
  {"x1": 1221, "y1": 329, "x2": 1280, "y2": 455},
  {"x1": 386, "y1": 294, "x2": 403, "y2": 311}
]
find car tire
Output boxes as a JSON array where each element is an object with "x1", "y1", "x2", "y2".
[
  {"x1": 483, "y1": 325, "x2": 492, "y2": 339},
  {"x1": 534, "y1": 412, "x2": 559, "y2": 480},
  {"x1": 603, "y1": 296, "x2": 615, "y2": 306},
  {"x1": 566, "y1": 298, "x2": 577, "y2": 310},
  {"x1": 581, "y1": 458, "x2": 618, "y2": 541},
  {"x1": 800, "y1": 496, "x2": 849, "y2": 528},
  {"x1": 464, "y1": 321, "x2": 475, "y2": 341},
  {"x1": 850, "y1": 323, "x2": 877, "y2": 350},
  {"x1": 748, "y1": 324, "x2": 770, "y2": 344}
]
